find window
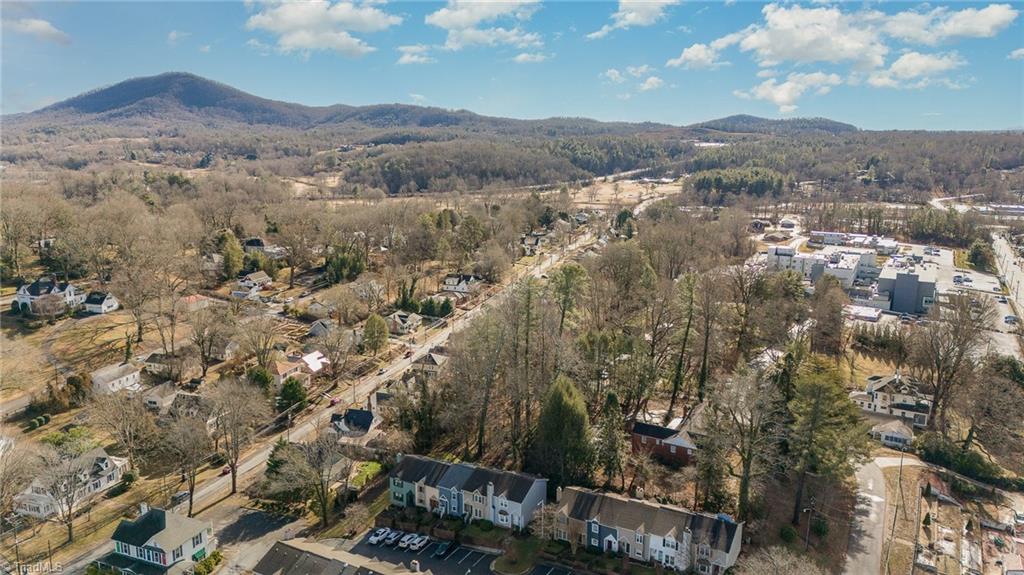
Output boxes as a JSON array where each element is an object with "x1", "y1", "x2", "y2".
[
  {"x1": 392, "y1": 478, "x2": 403, "y2": 487},
  {"x1": 591, "y1": 538, "x2": 598, "y2": 547},
  {"x1": 591, "y1": 523, "x2": 598, "y2": 534},
  {"x1": 698, "y1": 543, "x2": 711, "y2": 558},
  {"x1": 635, "y1": 532, "x2": 643, "y2": 543},
  {"x1": 670, "y1": 445, "x2": 677, "y2": 454},
  {"x1": 192, "y1": 533, "x2": 203, "y2": 547},
  {"x1": 173, "y1": 546, "x2": 183, "y2": 561},
  {"x1": 640, "y1": 436, "x2": 646, "y2": 444},
  {"x1": 699, "y1": 565, "x2": 711, "y2": 574},
  {"x1": 417, "y1": 484, "x2": 424, "y2": 493}
]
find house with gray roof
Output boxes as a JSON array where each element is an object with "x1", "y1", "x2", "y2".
[
  {"x1": 552, "y1": 487, "x2": 742, "y2": 574},
  {"x1": 94, "y1": 504, "x2": 214, "y2": 575},
  {"x1": 388, "y1": 455, "x2": 547, "y2": 531},
  {"x1": 15, "y1": 448, "x2": 128, "y2": 519},
  {"x1": 91, "y1": 362, "x2": 143, "y2": 395}
]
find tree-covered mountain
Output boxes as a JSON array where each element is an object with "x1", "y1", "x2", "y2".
[{"x1": 693, "y1": 114, "x2": 859, "y2": 136}]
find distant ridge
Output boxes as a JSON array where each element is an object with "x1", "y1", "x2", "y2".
[
  {"x1": 13, "y1": 72, "x2": 858, "y2": 136},
  {"x1": 693, "y1": 114, "x2": 858, "y2": 135}
]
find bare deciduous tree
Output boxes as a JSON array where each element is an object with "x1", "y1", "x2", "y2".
[
  {"x1": 210, "y1": 379, "x2": 271, "y2": 493},
  {"x1": 265, "y1": 430, "x2": 353, "y2": 527},
  {"x1": 0, "y1": 430, "x2": 37, "y2": 516},
  {"x1": 88, "y1": 392, "x2": 157, "y2": 469},
  {"x1": 161, "y1": 417, "x2": 212, "y2": 517}
]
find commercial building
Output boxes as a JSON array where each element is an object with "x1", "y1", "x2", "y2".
[{"x1": 876, "y1": 257, "x2": 937, "y2": 315}]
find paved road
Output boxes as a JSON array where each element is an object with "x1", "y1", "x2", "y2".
[{"x1": 844, "y1": 462, "x2": 886, "y2": 575}]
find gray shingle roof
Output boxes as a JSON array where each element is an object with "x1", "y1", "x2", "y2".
[
  {"x1": 90, "y1": 363, "x2": 140, "y2": 386},
  {"x1": 389, "y1": 455, "x2": 543, "y2": 504},
  {"x1": 111, "y1": 507, "x2": 209, "y2": 551},
  {"x1": 558, "y1": 487, "x2": 740, "y2": 553}
]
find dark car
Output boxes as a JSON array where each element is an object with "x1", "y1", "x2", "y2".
[{"x1": 433, "y1": 541, "x2": 459, "y2": 558}]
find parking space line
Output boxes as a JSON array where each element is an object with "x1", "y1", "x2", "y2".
[
  {"x1": 417, "y1": 542, "x2": 434, "y2": 556},
  {"x1": 449, "y1": 549, "x2": 469, "y2": 563},
  {"x1": 472, "y1": 553, "x2": 487, "y2": 567},
  {"x1": 458, "y1": 551, "x2": 477, "y2": 564}
]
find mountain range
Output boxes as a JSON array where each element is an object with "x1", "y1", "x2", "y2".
[{"x1": 8, "y1": 72, "x2": 859, "y2": 137}]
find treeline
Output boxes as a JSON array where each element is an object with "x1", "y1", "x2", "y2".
[
  {"x1": 803, "y1": 203, "x2": 991, "y2": 247},
  {"x1": 690, "y1": 167, "x2": 785, "y2": 205}
]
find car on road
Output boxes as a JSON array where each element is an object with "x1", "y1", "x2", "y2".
[
  {"x1": 377, "y1": 368, "x2": 386, "y2": 375},
  {"x1": 220, "y1": 466, "x2": 231, "y2": 476},
  {"x1": 398, "y1": 533, "x2": 418, "y2": 549},
  {"x1": 409, "y1": 535, "x2": 430, "y2": 552},
  {"x1": 385, "y1": 531, "x2": 404, "y2": 546},
  {"x1": 171, "y1": 490, "x2": 189, "y2": 505},
  {"x1": 300, "y1": 290, "x2": 311, "y2": 297},
  {"x1": 997, "y1": 296, "x2": 1008, "y2": 304},
  {"x1": 963, "y1": 276, "x2": 973, "y2": 283},
  {"x1": 433, "y1": 541, "x2": 458, "y2": 558},
  {"x1": 1005, "y1": 315, "x2": 1019, "y2": 324},
  {"x1": 404, "y1": 350, "x2": 413, "y2": 358},
  {"x1": 993, "y1": 286, "x2": 1001, "y2": 292},
  {"x1": 368, "y1": 528, "x2": 390, "y2": 545}
]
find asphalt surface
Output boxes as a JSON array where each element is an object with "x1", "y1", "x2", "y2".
[
  {"x1": 351, "y1": 531, "x2": 497, "y2": 574},
  {"x1": 844, "y1": 462, "x2": 886, "y2": 575}
]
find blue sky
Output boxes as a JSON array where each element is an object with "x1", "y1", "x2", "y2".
[{"x1": 3, "y1": 1, "x2": 1023, "y2": 130}]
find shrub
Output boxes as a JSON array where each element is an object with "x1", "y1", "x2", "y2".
[
  {"x1": 122, "y1": 470, "x2": 137, "y2": 487},
  {"x1": 780, "y1": 525, "x2": 798, "y2": 544},
  {"x1": 193, "y1": 550, "x2": 223, "y2": 575},
  {"x1": 922, "y1": 512, "x2": 931, "y2": 527},
  {"x1": 27, "y1": 420, "x2": 39, "y2": 431},
  {"x1": 812, "y1": 517, "x2": 829, "y2": 538},
  {"x1": 209, "y1": 452, "x2": 227, "y2": 466},
  {"x1": 478, "y1": 519, "x2": 494, "y2": 532}
]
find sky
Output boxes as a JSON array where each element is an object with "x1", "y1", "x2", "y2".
[{"x1": 2, "y1": 1, "x2": 1023, "y2": 130}]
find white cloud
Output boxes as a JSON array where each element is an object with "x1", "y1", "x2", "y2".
[
  {"x1": 666, "y1": 43, "x2": 727, "y2": 69},
  {"x1": 409, "y1": 93, "x2": 427, "y2": 104},
  {"x1": 738, "y1": 4, "x2": 888, "y2": 70},
  {"x1": 734, "y1": 71, "x2": 841, "y2": 113},
  {"x1": 167, "y1": 29, "x2": 191, "y2": 45},
  {"x1": 1009, "y1": 48, "x2": 1024, "y2": 60},
  {"x1": 199, "y1": 44, "x2": 211, "y2": 53},
  {"x1": 425, "y1": 0, "x2": 542, "y2": 51},
  {"x1": 602, "y1": 68, "x2": 626, "y2": 83},
  {"x1": 867, "y1": 51, "x2": 965, "y2": 88},
  {"x1": 639, "y1": 76, "x2": 664, "y2": 91},
  {"x1": 246, "y1": 38, "x2": 272, "y2": 56},
  {"x1": 246, "y1": 0, "x2": 401, "y2": 57},
  {"x1": 513, "y1": 52, "x2": 547, "y2": 63},
  {"x1": 588, "y1": 0, "x2": 679, "y2": 39},
  {"x1": 626, "y1": 64, "x2": 653, "y2": 77},
  {"x1": 396, "y1": 44, "x2": 435, "y2": 65},
  {"x1": 3, "y1": 17, "x2": 70, "y2": 45}
]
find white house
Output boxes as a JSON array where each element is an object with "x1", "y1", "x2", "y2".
[
  {"x1": 84, "y1": 291, "x2": 119, "y2": 314},
  {"x1": 412, "y1": 352, "x2": 448, "y2": 378},
  {"x1": 270, "y1": 359, "x2": 310, "y2": 388},
  {"x1": 143, "y1": 382, "x2": 180, "y2": 414},
  {"x1": 15, "y1": 277, "x2": 86, "y2": 313},
  {"x1": 239, "y1": 270, "x2": 272, "y2": 289},
  {"x1": 94, "y1": 504, "x2": 215, "y2": 575},
  {"x1": 230, "y1": 284, "x2": 261, "y2": 300},
  {"x1": 15, "y1": 448, "x2": 128, "y2": 518},
  {"x1": 871, "y1": 420, "x2": 915, "y2": 449},
  {"x1": 850, "y1": 373, "x2": 932, "y2": 428},
  {"x1": 441, "y1": 273, "x2": 484, "y2": 294},
  {"x1": 387, "y1": 310, "x2": 422, "y2": 335},
  {"x1": 91, "y1": 363, "x2": 143, "y2": 395}
]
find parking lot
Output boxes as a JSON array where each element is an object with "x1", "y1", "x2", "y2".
[{"x1": 349, "y1": 531, "x2": 497, "y2": 574}]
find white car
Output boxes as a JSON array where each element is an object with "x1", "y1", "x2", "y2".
[
  {"x1": 409, "y1": 534, "x2": 430, "y2": 552},
  {"x1": 368, "y1": 528, "x2": 390, "y2": 545},
  {"x1": 398, "y1": 533, "x2": 418, "y2": 549}
]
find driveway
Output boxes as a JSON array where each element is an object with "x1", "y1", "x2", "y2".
[
  {"x1": 844, "y1": 462, "x2": 886, "y2": 575},
  {"x1": 349, "y1": 532, "x2": 497, "y2": 574}
]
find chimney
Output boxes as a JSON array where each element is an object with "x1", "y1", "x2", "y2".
[
  {"x1": 555, "y1": 486, "x2": 563, "y2": 503},
  {"x1": 140, "y1": 502, "x2": 150, "y2": 515},
  {"x1": 636, "y1": 487, "x2": 645, "y2": 499},
  {"x1": 410, "y1": 560, "x2": 420, "y2": 573}
]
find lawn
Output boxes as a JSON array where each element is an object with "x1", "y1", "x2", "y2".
[
  {"x1": 493, "y1": 537, "x2": 541, "y2": 574},
  {"x1": 350, "y1": 461, "x2": 382, "y2": 491}
]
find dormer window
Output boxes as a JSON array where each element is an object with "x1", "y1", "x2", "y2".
[
  {"x1": 635, "y1": 532, "x2": 643, "y2": 543},
  {"x1": 591, "y1": 522, "x2": 598, "y2": 534},
  {"x1": 698, "y1": 543, "x2": 711, "y2": 558}
]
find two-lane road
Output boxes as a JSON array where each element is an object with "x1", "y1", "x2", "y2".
[{"x1": 844, "y1": 462, "x2": 886, "y2": 575}]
